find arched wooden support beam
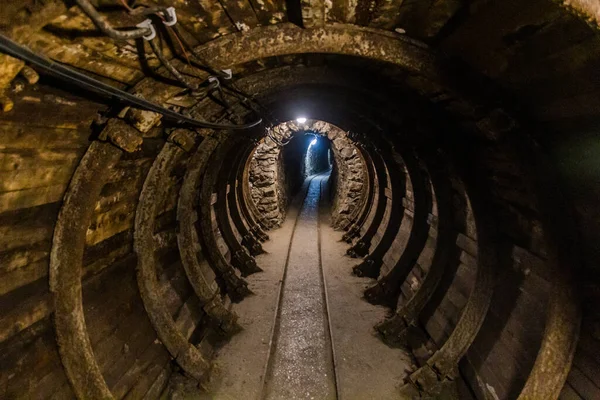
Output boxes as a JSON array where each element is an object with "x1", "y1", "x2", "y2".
[
  {"x1": 346, "y1": 147, "x2": 389, "y2": 258},
  {"x1": 375, "y1": 151, "x2": 464, "y2": 348},
  {"x1": 224, "y1": 141, "x2": 265, "y2": 255},
  {"x1": 198, "y1": 137, "x2": 253, "y2": 303},
  {"x1": 134, "y1": 141, "x2": 212, "y2": 382},
  {"x1": 518, "y1": 271, "x2": 580, "y2": 399},
  {"x1": 238, "y1": 145, "x2": 270, "y2": 240},
  {"x1": 353, "y1": 143, "x2": 407, "y2": 278},
  {"x1": 50, "y1": 141, "x2": 122, "y2": 400},
  {"x1": 342, "y1": 145, "x2": 376, "y2": 242},
  {"x1": 516, "y1": 136, "x2": 581, "y2": 399},
  {"x1": 196, "y1": 23, "x2": 438, "y2": 79},
  {"x1": 364, "y1": 148, "x2": 433, "y2": 308},
  {"x1": 177, "y1": 135, "x2": 242, "y2": 336},
  {"x1": 215, "y1": 139, "x2": 263, "y2": 277},
  {"x1": 398, "y1": 166, "x2": 498, "y2": 398}
]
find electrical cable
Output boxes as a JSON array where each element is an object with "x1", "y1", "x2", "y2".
[
  {"x1": 148, "y1": 38, "x2": 197, "y2": 91},
  {"x1": 75, "y1": 0, "x2": 151, "y2": 40},
  {"x1": 121, "y1": 0, "x2": 192, "y2": 66},
  {"x1": 150, "y1": 20, "x2": 278, "y2": 126},
  {"x1": 0, "y1": 33, "x2": 262, "y2": 130},
  {"x1": 169, "y1": 24, "x2": 233, "y2": 79}
]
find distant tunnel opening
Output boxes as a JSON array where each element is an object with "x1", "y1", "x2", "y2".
[{"x1": 246, "y1": 120, "x2": 368, "y2": 231}]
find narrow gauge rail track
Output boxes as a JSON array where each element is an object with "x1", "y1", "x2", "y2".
[{"x1": 258, "y1": 172, "x2": 340, "y2": 400}]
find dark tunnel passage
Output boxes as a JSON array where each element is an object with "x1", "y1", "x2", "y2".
[{"x1": 1, "y1": 0, "x2": 600, "y2": 399}]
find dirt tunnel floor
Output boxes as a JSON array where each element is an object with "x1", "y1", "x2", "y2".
[{"x1": 203, "y1": 174, "x2": 414, "y2": 399}]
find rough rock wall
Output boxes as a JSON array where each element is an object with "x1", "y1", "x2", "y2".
[
  {"x1": 248, "y1": 124, "x2": 294, "y2": 228},
  {"x1": 326, "y1": 127, "x2": 368, "y2": 229}
]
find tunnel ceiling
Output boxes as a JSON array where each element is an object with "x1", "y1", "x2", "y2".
[{"x1": 1, "y1": 0, "x2": 600, "y2": 399}]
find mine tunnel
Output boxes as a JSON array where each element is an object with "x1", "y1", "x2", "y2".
[{"x1": 1, "y1": 0, "x2": 599, "y2": 399}]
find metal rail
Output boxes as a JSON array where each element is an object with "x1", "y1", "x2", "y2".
[
  {"x1": 317, "y1": 174, "x2": 341, "y2": 400},
  {"x1": 258, "y1": 172, "x2": 340, "y2": 400}
]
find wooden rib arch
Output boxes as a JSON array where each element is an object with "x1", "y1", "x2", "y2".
[
  {"x1": 198, "y1": 137, "x2": 253, "y2": 303},
  {"x1": 134, "y1": 141, "x2": 211, "y2": 382},
  {"x1": 50, "y1": 141, "x2": 122, "y2": 400},
  {"x1": 176, "y1": 134, "x2": 242, "y2": 335},
  {"x1": 375, "y1": 150, "x2": 464, "y2": 347}
]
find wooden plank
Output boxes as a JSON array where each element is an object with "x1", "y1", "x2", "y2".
[
  {"x1": 96, "y1": 310, "x2": 159, "y2": 389},
  {"x1": 0, "y1": 148, "x2": 83, "y2": 171},
  {"x1": 86, "y1": 200, "x2": 137, "y2": 246},
  {"x1": 0, "y1": 0, "x2": 67, "y2": 91},
  {"x1": 83, "y1": 257, "x2": 143, "y2": 347},
  {"x1": 0, "y1": 89, "x2": 102, "y2": 131},
  {"x1": 0, "y1": 203, "x2": 59, "y2": 255},
  {"x1": 573, "y1": 350, "x2": 600, "y2": 387},
  {"x1": 0, "y1": 241, "x2": 49, "y2": 274},
  {"x1": 30, "y1": 369, "x2": 71, "y2": 399},
  {"x1": 175, "y1": 295, "x2": 204, "y2": 341},
  {"x1": 28, "y1": 31, "x2": 143, "y2": 84},
  {"x1": 0, "y1": 259, "x2": 47, "y2": 296},
  {"x1": 120, "y1": 348, "x2": 171, "y2": 400},
  {"x1": 0, "y1": 126, "x2": 90, "y2": 150},
  {"x1": 139, "y1": 361, "x2": 172, "y2": 399},
  {"x1": 567, "y1": 366, "x2": 600, "y2": 399},
  {"x1": 560, "y1": 383, "x2": 584, "y2": 400},
  {"x1": 0, "y1": 184, "x2": 67, "y2": 213},
  {"x1": 0, "y1": 294, "x2": 51, "y2": 343},
  {"x1": 0, "y1": 164, "x2": 78, "y2": 192},
  {"x1": 0, "y1": 321, "x2": 67, "y2": 399}
]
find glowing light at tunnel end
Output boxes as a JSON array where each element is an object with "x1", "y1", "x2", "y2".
[{"x1": 296, "y1": 117, "x2": 307, "y2": 124}]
